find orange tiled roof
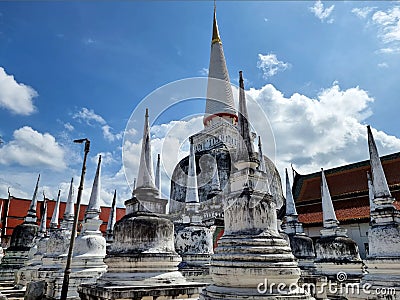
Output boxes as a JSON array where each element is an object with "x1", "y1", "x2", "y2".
[
  {"x1": 293, "y1": 152, "x2": 400, "y2": 203},
  {"x1": 293, "y1": 152, "x2": 400, "y2": 225},
  {"x1": 0, "y1": 196, "x2": 126, "y2": 237},
  {"x1": 298, "y1": 200, "x2": 400, "y2": 225}
]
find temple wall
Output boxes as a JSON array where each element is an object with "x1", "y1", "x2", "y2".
[{"x1": 304, "y1": 222, "x2": 369, "y2": 258}]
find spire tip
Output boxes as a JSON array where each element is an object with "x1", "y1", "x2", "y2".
[{"x1": 212, "y1": 4, "x2": 221, "y2": 44}]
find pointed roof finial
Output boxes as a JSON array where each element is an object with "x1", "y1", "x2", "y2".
[
  {"x1": 50, "y1": 189, "x2": 61, "y2": 230},
  {"x1": 285, "y1": 168, "x2": 298, "y2": 216},
  {"x1": 85, "y1": 155, "x2": 102, "y2": 220},
  {"x1": 106, "y1": 190, "x2": 117, "y2": 239},
  {"x1": 62, "y1": 177, "x2": 75, "y2": 227},
  {"x1": 212, "y1": 2, "x2": 221, "y2": 44},
  {"x1": 0, "y1": 201, "x2": 2, "y2": 244},
  {"x1": 237, "y1": 71, "x2": 255, "y2": 162},
  {"x1": 321, "y1": 168, "x2": 339, "y2": 229},
  {"x1": 258, "y1": 136, "x2": 266, "y2": 172},
  {"x1": 25, "y1": 174, "x2": 40, "y2": 223},
  {"x1": 38, "y1": 192, "x2": 47, "y2": 237},
  {"x1": 137, "y1": 109, "x2": 156, "y2": 189},
  {"x1": 204, "y1": 5, "x2": 237, "y2": 126},
  {"x1": 291, "y1": 163, "x2": 299, "y2": 180},
  {"x1": 0, "y1": 201, "x2": 3, "y2": 233},
  {"x1": 155, "y1": 154, "x2": 161, "y2": 197},
  {"x1": 185, "y1": 137, "x2": 200, "y2": 204},
  {"x1": 131, "y1": 178, "x2": 137, "y2": 198},
  {"x1": 367, "y1": 171, "x2": 376, "y2": 212},
  {"x1": 210, "y1": 155, "x2": 221, "y2": 194},
  {"x1": 367, "y1": 125, "x2": 394, "y2": 207}
]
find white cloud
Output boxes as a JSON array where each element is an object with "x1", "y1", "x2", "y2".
[
  {"x1": 199, "y1": 68, "x2": 209, "y2": 76},
  {"x1": 121, "y1": 82, "x2": 400, "y2": 198},
  {"x1": 124, "y1": 128, "x2": 138, "y2": 137},
  {"x1": 372, "y1": 6, "x2": 400, "y2": 53},
  {"x1": 257, "y1": 53, "x2": 290, "y2": 79},
  {"x1": 73, "y1": 107, "x2": 106, "y2": 126},
  {"x1": 102, "y1": 125, "x2": 123, "y2": 142},
  {"x1": 91, "y1": 152, "x2": 117, "y2": 166},
  {"x1": 246, "y1": 83, "x2": 400, "y2": 174},
  {"x1": 0, "y1": 67, "x2": 37, "y2": 115},
  {"x1": 64, "y1": 122, "x2": 74, "y2": 131},
  {"x1": 309, "y1": 0, "x2": 335, "y2": 23},
  {"x1": 83, "y1": 38, "x2": 95, "y2": 45},
  {"x1": 0, "y1": 126, "x2": 67, "y2": 170},
  {"x1": 352, "y1": 7, "x2": 376, "y2": 19},
  {"x1": 378, "y1": 47, "x2": 400, "y2": 54},
  {"x1": 72, "y1": 107, "x2": 124, "y2": 143},
  {"x1": 377, "y1": 62, "x2": 389, "y2": 68}
]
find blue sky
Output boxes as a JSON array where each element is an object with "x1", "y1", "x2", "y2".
[{"x1": 1, "y1": 1, "x2": 400, "y2": 207}]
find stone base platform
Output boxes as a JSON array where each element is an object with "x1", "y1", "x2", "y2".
[
  {"x1": 179, "y1": 265, "x2": 211, "y2": 284},
  {"x1": 179, "y1": 254, "x2": 212, "y2": 283},
  {"x1": 349, "y1": 257, "x2": 400, "y2": 300},
  {"x1": 200, "y1": 285, "x2": 314, "y2": 300},
  {"x1": 314, "y1": 261, "x2": 364, "y2": 280},
  {"x1": 78, "y1": 279, "x2": 206, "y2": 300},
  {"x1": 0, "y1": 250, "x2": 29, "y2": 281},
  {"x1": 0, "y1": 281, "x2": 25, "y2": 300}
]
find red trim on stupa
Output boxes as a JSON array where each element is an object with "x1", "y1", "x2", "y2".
[{"x1": 203, "y1": 112, "x2": 238, "y2": 126}]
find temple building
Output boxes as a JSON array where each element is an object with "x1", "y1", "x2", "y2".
[{"x1": 292, "y1": 151, "x2": 400, "y2": 258}]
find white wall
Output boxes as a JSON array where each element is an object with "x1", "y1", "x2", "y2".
[{"x1": 304, "y1": 222, "x2": 370, "y2": 259}]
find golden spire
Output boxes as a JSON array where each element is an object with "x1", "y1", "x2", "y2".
[{"x1": 212, "y1": 2, "x2": 221, "y2": 44}]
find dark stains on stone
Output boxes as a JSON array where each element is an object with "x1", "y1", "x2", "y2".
[
  {"x1": 288, "y1": 234, "x2": 316, "y2": 259},
  {"x1": 8, "y1": 223, "x2": 39, "y2": 251},
  {"x1": 110, "y1": 211, "x2": 175, "y2": 254},
  {"x1": 315, "y1": 235, "x2": 361, "y2": 263}
]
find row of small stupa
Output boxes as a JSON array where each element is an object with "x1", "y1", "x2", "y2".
[
  {"x1": 0, "y1": 5, "x2": 399, "y2": 300},
  {"x1": 280, "y1": 125, "x2": 400, "y2": 300},
  {"x1": 79, "y1": 69, "x2": 398, "y2": 300},
  {"x1": 0, "y1": 94, "x2": 399, "y2": 300},
  {"x1": 0, "y1": 154, "x2": 111, "y2": 299}
]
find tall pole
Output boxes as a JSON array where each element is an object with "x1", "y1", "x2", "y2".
[{"x1": 60, "y1": 138, "x2": 90, "y2": 300}]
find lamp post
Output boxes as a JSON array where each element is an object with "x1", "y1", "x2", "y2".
[{"x1": 60, "y1": 138, "x2": 90, "y2": 300}]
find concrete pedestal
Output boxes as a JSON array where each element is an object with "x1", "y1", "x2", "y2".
[
  {"x1": 0, "y1": 223, "x2": 38, "y2": 281},
  {"x1": 175, "y1": 223, "x2": 214, "y2": 282}
]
